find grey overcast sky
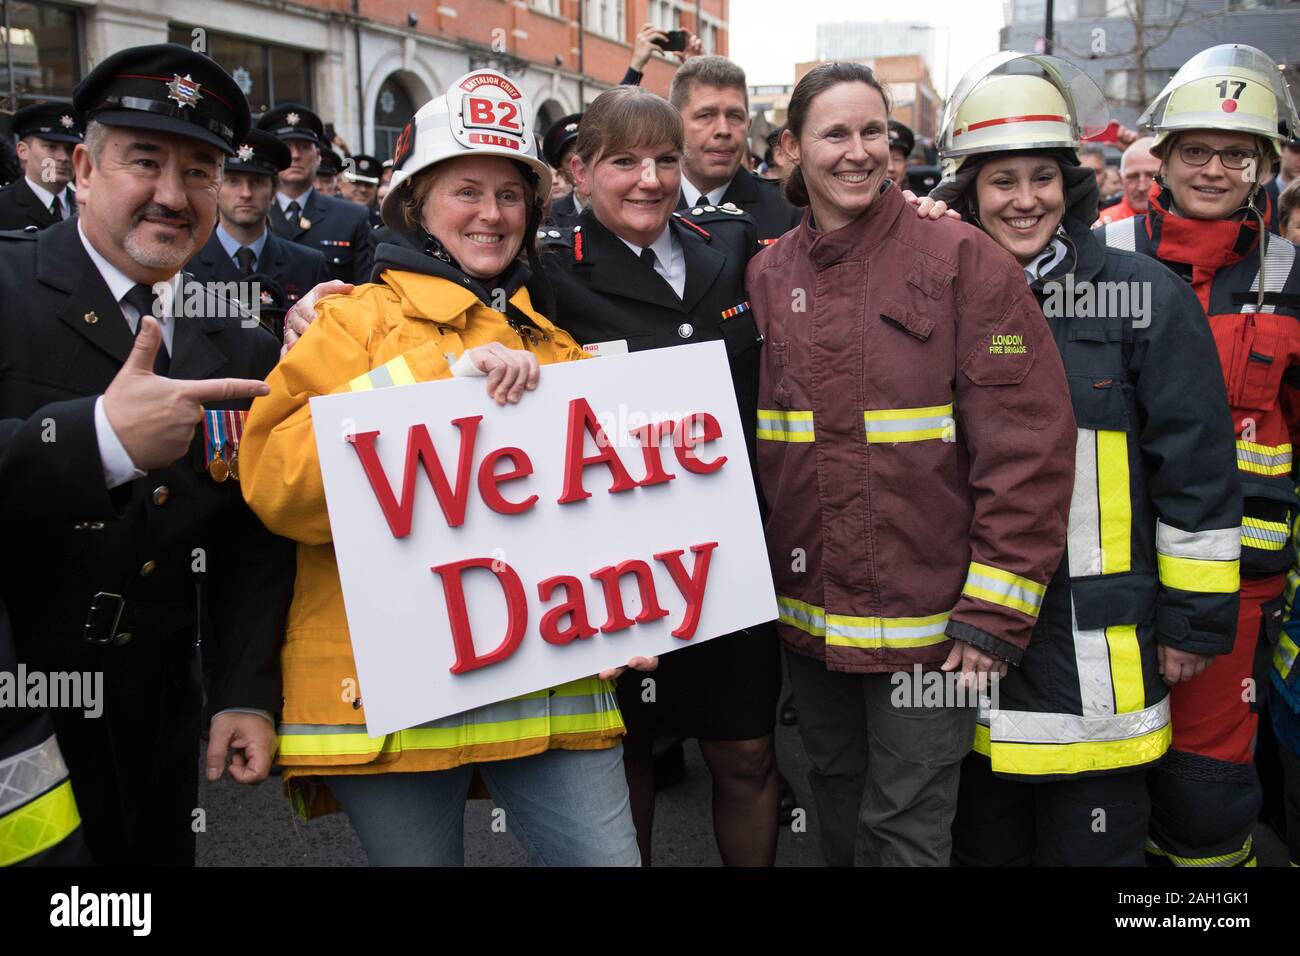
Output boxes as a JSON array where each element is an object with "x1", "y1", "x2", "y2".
[{"x1": 729, "y1": 0, "x2": 1012, "y2": 95}]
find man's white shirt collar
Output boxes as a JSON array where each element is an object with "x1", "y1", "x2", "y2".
[
  {"x1": 26, "y1": 177, "x2": 69, "y2": 216},
  {"x1": 681, "y1": 176, "x2": 730, "y2": 209},
  {"x1": 277, "y1": 188, "x2": 313, "y2": 213},
  {"x1": 77, "y1": 220, "x2": 180, "y2": 352}
]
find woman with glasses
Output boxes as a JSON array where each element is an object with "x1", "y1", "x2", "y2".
[
  {"x1": 1098, "y1": 43, "x2": 1300, "y2": 868},
  {"x1": 930, "y1": 53, "x2": 1241, "y2": 865}
]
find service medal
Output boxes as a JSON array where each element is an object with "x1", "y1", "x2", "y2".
[{"x1": 209, "y1": 449, "x2": 229, "y2": 482}]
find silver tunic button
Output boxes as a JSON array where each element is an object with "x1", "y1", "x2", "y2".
[
  {"x1": 692, "y1": 207, "x2": 703, "y2": 215},
  {"x1": 678, "y1": 323, "x2": 694, "y2": 338}
]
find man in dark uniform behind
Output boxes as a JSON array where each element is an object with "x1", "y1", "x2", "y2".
[
  {"x1": 0, "y1": 43, "x2": 294, "y2": 865},
  {"x1": 257, "y1": 104, "x2": 373, "y2": 284},
  {"x1": 185, "y1": 127, "x2": 329, "y2": 312},
  {"x1": 542, "y1": 113, "x2": 584, "y2": 229},
  {"x1": 0, "y1": 103, "x2": 84, "y2": 231},
  {"x1": 339, "y1": 152, "x2": 384, "y2": 229}
]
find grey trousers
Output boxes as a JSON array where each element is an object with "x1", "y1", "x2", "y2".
[{"x1": 785, "y1": 649, "x2": 977, "y2": 866}]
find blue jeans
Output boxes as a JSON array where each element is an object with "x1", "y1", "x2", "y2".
[{"x1": 323, "y1": 744, "x2": 640, "y2": 866}]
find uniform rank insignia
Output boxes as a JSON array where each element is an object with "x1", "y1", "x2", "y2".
[
  {"x1": 165, "y1": 74, "x2": 202, "y2": 109},
  {"x1": 202, "y1": 409, "x2": 247, "y2": 482},
  {"x1": 759, "y1": 237, "x2": 779, "y2": 246},
  {"x1": 298, "y1": 217, "x2": 312, "y2": 231},
  {"x1": 721, "y1": 301, "x2": 751, "y2": 320}
]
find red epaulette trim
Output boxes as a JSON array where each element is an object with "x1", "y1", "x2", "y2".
[
  {"x1": 673, "y1": 212, "x2": 711, "y2": 238},
  {"x1": 574, "y1": 225, "x2": 583, "y2": 262}
]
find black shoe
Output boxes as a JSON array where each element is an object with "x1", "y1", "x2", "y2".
[
  {"x1": 652, "y1": 737, "x2": 686, "y2": 790},
  {"x1": 777, "y1": 772, "x2": 797, "y2": 826},
  {"x1": 779, "y1": 694, "x2": 798, "y2": 726}
]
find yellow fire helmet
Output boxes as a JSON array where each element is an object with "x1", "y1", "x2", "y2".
[
  {"x1": 939, "y1": 51, "x2": 1109, "y2": 176},
  {"x1": 1141, "y1": 44, "x2": 1298, "y2": 159}
]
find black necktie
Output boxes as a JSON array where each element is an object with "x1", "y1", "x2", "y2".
[
  {"x1": 284, "y1": 200, "x2": 301, "y2": 226},
  {"x1": 122, "y1": 284, "x2": 169, "y2": 375},
  {"x1": 640, "y1": 247, "x2": 657, "y2": 270},
  {"x1": 49, "y1": 197, "x2": 63, "y2": 221},
  {"x1": 235, "y1": 246, "x2": 256, "y2": 276}
]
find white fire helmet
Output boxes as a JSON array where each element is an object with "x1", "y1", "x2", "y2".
[
  {"x1": 1140, "y1": 44, "x2": 1298, "y2": 159},
  {"x1": 380, "y1": 69, "x2": 553, "y2": 229},
  {"x1": 938, "y1": 51, "x2": 1109, "y2": 177}
]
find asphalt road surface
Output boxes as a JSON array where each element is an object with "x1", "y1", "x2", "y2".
[{"x1": 194, "y1": 715, "x2": 1288, "y2": 866}]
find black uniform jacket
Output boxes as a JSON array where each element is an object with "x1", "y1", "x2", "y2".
[
  {"x1": 0, "y1": 220, "x2": 294, "y2": 863},
  {"x1": 677, "y1": 169, "x2": 801, "y2": 244},
  {"x1": 540, "y1": 205, "x2": 764, "y2": 466},
  {"x1": 186, "y1": 223, "x2": 330, "y2": 307},
  {"x1": 545, "y1": 192, "x2": 582, "y2": 230},
  {"x1": 269, "y1": 188, "x2": 373, "y2": 284},
  {"x1": 0, "y1": 177, "x2": 73, "y2": 232}
]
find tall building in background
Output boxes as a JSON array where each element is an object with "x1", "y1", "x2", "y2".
[
  {"x1": 815, "y1": 20, "x2": 946, "y2": 91},
  {"x1": 792, "y1": 55, "x2": 940, "y2": 142},
  {"x1": 1001, "y1": 0, "x2": 1299, "y2": 128},
  {"x1": 0, "y1": 0, "x2": 729, "y2": 157}
]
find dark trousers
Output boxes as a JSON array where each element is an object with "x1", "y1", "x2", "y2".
[
  {"x1": 784, "y1": 649, "x2": 975, "y2": 866},
  {"x1": 952, "y1": 753, "x2": 1149, "y2": 866}
]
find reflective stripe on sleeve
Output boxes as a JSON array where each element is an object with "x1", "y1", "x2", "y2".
[
  {"x1": 0, "y1": 736, "x2": 80, "y2": 866},
  {"x1": 961, "y1": 561, "x2": 1047, "y2": 617},
  {"x1": 1155, "y1": 520, "x2": 1241, "y2": 593},
  {"x1": 1097, "y1": 430, "x2": 1131, "y2": 574},
  {"x1": 347, "y1": 355, "x2": 416, "y2": 392},
  {"x1": 1242, "y1": 516, "x2": 1290, "y2": 552},
  {"x1": 863, "y1": 403, "x2": 954, "y2": 444},
  {"x1": 1275, "y1": 630, "x2": 1298, "y2": 682},
  {"x1": 757, "y1": 410, "x2": 815, "y2": 443},
  {"x1": 1236, "y1": 440, "x2": 1292, "y2": 476}
]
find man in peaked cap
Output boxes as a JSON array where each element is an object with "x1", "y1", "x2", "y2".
[
  {"x1": 0, "y1": 102, "x2": 84, "y2": 231},
  {"x1": 338, "y1": 152, "x2": 383, "y2": 228},
  {"x1": 315, "y1": 142, "x2": 343, "y2": 197},
  {"x1": 887, "y1": 118, "x2": 915, "y2": 193},
  {"x1": 542, "y1": 112, "x2": 583, "y2": 229},
  {"x1": 186, "y1": 127, "x2": 328, "y2": 310},
  {"x1": 0, "y1": 42, "x2": 294, "y2": 865},
  {"x1": 256, "y1": 103, "x2": 373, "y2": 283}
]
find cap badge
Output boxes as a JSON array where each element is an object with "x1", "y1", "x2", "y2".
[
  {"x1": 59, "y1": 114, "x2": 74, "y2": 129},
  {"x1": 564, "y1": 122, "x2": 578, "y2": 133},
  {"x1": 286, "y1": 111, "x2": 301, "y2": 126},
  {"x1": 165, "y1": 74, "x2": 202, "y2": 109},
  {"x1": 260, "y1": 289, "x2": 273, "y2": 305},
  {"x1": 236, "y1": 143, "x2": 255, "y2": 162}
]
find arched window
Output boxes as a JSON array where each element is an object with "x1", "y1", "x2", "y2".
[{"x1": 374, "y1": 75, "x2": 416, "y2": 161}]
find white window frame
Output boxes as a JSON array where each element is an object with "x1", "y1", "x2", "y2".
[{"x1": 585, "y1": 0, "x2": 626, "y2": 40}]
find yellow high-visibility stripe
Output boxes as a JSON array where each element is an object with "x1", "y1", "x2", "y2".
[
  {"x1": 347, "y1": 372, "x2": 374, "y2": 391},
  {"x1": 1145, "y1": 835, "x2": 1255, "y2": 868},
  {"x1": 0, "y1": 780, "x2": 80, "y2": 866},
  {"x1": 1274, "y1": 631, "x2": 1298, "y2": 681},
  {"x1": 757, "y1": 410, "x2": 815, "y2": 443},
  {"x1": 1242, "y1": 516, "x2": 1290, "y2": 551},
  {"x1": 348, "y1": 356, "x2": 417, "y2": 393},
  {"x1": 1105, "y1": 624, "x2": 1145, "y2": 714},
  {"x1": 961, "y1": 561, "x2": 1046, "y2": 617},
  {"x1": 973, "y1": 722, "x2": 1170, "y2": 776},
  {"x1": 863, "y1": 403, "x2": 954, "y2": 444},
  {"x1": 384, "y1": 356, "x2": 416, "y2": 386},
  {"x1": 1156, "y1": 553, "x2": 1241, "y2": 594},
  {"x1": 776, "y1": 596, "x2": 951, "y2": 648},
  {"x1": 1236, "y1": 439, "x2": 1292, "y2": 476},
  {"x1": 1097, "y1": 430, "x2": 1131, "y2": 573}
]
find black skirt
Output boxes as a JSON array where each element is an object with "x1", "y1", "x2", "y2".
[{"x1": 615, "y1": 620, "x2": 781, "y2": 740}]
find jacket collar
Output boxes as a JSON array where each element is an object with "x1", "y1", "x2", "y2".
[
  {"x1": 373, "y1": 241, "x2": 537, "y2": 328},
  {"x1": 576, "y1": 210, "x2": 724, "y2": 315},
  {"x1": 1144, "y1": 182, "x2": 1260, "y2": 270},
  {"x1": 797, "y1": 181, "x2": 905, "y2": 268}
]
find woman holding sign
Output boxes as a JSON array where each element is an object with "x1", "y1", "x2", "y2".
[
  {"x1": 239, "y1": 71, "x2": 650, "y2": 866},
  {"x1": 745, "y1": 62, "x2": 1078, "y2": 866}
]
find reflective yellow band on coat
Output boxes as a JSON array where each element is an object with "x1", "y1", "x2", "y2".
[
  {"x1": 0, "y1": 780, "x2": 80, "y2": 866},
  {"x1": 1156, "y1": 554, "x2": 1241, "y2": 594},
  {"x1": 278, "y1": 679, "x2": 622, "y2": 759},
  {"x1": 960, "y1": 561, "x2": 1046, "y2": 617},
  {"x1": 1105, "y1": 624, "x2": 1146, "y2": 714},
  {"x1": 347, "y1": 355, "x2": 417, "y2": 392},
  {"x1": 757, "y1": 409, "x2": 815, "y2": 443},
  {"x1": 776, "y1": 595, "x2": 951, "y2": 648},
  {"x1": 1145, "y1": 835, "x2": 1254, "y2": 867},
  {"x1": 1236, "y1": 439, "x2": 1292, "y2": 476},
  {"x1": 863, "y1": 403, "x2": 954, "y2": 444},
  {"x1": 972, "y1": 697, "x2": 1170, "y2": 776},
  {"x1": 1097, "y1": 430, "x2": 1131, "y2": 574},
  {"x1": 1275, "y1": 631, "x2": 1298, "y2": 682},
  {"x1": 1242, "y1": 516, "x2": 1290, "y2": 552}
]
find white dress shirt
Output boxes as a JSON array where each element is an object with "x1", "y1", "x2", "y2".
[
  {"x1": 276, "y1": 189, "x2": 313, "y2": 217},
  {"x1": 26, "y1": 176, "x2": 72, "y2": 218},
  {"x1": 680, "y1": 176, "x2": 730, "y2": 209},
  {"x1": 80, "y1": 221, "x2": 182, "y2": 489},
  {"x1": 618, "y1": 223, "x2": 685, "y2": 298}
]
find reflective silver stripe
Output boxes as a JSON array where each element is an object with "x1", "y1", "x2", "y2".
[
  {"x1": 756, "y1": 411, "x2": 814, "y2": 440},
  {"x1": 1243, "y1": 518, "x2": 1290, "y2": 547},
  {"x1": 1155, "y1": 520, "x2": 1241, "y2": 561},
  {"x1": 1236, "y1": 444, "x2": 1292, "y2": 471},
  {"x1": 1103, "y1": 218, "x2": 1138, "y2": 253},
  {"x1": 1241, "y1": 234, "x2": 1297, "y2": 315},
  {"x1": 280, "y1": 691, "x2": 615, "y2": 739},
  {"x1": 826, "y1": 613, "x2": 950, "y2": 643},
  {"x1": 963, "y1": 566, "x2": 1044, "y2": 614},
  {"x1": 1070, "y1": 592, "x2": 1116, "y2": 717},
  {"x1": 0, "y1": 735, "x2": 70, "y2": 818},
  {"x1": 1067, "y1": 428, "x2": 1103, "y2": 577},
  {"x1": 368, "y1": 364, "x2": 395, "y2": 389},
  {"x1": 777, "y1": 596, "x2": 825, "y2": 635},
  {"x1": 989, "y1": 696, "x2": 1168, "y2": 744}
]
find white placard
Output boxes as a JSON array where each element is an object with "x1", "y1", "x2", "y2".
[{"x1": 309, "y1": 341, "x2": 777, "y2": 736}]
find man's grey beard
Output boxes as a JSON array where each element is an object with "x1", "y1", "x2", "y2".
[{"x1": 124, "y1": 227, "x2": 195, "y2": 271}]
